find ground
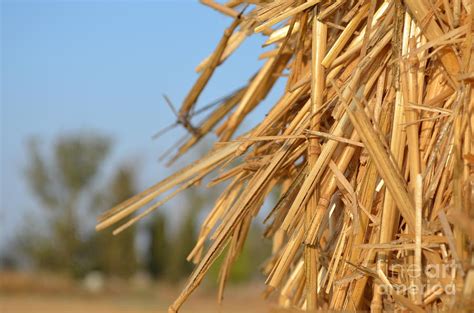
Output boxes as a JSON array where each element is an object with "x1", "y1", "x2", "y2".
[{"x1": 0, "y1": 272, "x2": 272, "y2": 313}]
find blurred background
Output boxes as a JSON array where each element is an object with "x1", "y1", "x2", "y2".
[{"x1": 1, "y1": 1, "x2": 283, "y2": 312}]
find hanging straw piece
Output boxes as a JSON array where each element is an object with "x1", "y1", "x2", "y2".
[{"x1": 97, "y1": 1, "x2": 473, "y2": 312}]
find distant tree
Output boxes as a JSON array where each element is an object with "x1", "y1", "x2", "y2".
[
  {"x1": 167, "y1": 208, "x2": 197, "y2": 282},
  {"x1": 146, "y1": 212, "x2": 168, "y2": 279},
  {"x1": 207, "y1": 222, "x2": 270, "y2": 285},
  {"x1": 91, "y1": 164, "x2": 138, "y2": 278},
  {"x1": 166, "y1": 187, "x2": 209, "y2": 282},
  {"x1": 21, "y1": 133, "x2": 111, "y2": 276},
  {"x1": 0, "y1": 242, "x2": 21, "y2": 271}
]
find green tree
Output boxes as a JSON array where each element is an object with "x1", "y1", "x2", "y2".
[
  {"x1": 167, "y1": 207, "x2": 197, "y2": 281},
  {"x1": 91, "y1": 164, "x2": 138, "y2": 278},
  {"x1": 207, "y1": 222, "x2": 270, "y2": 285},
  {"x1": 22, "y1": 133, "x2": 111, "y2": 276},
  {"x1": 166, "y1": 186, "x2": 210, "y2": 282},
  {"x1": 146, "y1": 212, "x2": 168, "y2": 279}
]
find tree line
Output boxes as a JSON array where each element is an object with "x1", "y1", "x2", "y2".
[{"x1": 4, "y1": 132, "x2": 268, "y2": 284}]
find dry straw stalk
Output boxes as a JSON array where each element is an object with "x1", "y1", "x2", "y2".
[{"x1": 97, "y1": 0, "x2": 474, "y2": 312}]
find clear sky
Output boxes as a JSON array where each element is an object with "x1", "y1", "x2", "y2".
[{"x1": 1, "y1": 1, "x2": 283, "y2": 249}]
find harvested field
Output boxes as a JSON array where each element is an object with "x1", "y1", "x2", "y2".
[{"x1": 0, "y1": 273, "x2": 269, "y2": 313}]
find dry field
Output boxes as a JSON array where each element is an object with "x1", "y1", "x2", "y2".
[
  {"x1": 0, "y1": 292, "x2": 269, "y2": 313},
  {"x1": 0, "y1": 272, "x2": 270, "y2": 313}
]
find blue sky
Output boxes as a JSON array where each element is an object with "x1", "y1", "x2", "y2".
[{"x1": 1, "y1": 1, "x2": 283, "y2": 248}]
